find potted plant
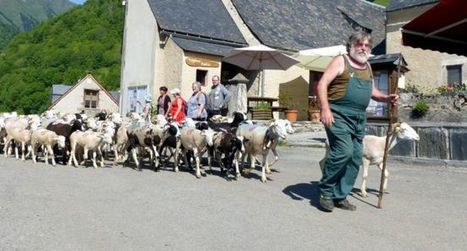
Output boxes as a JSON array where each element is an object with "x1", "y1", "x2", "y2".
[
  {"x1": 308, "y1": 95, "x2": 321, "y2": 123},
  {"x1": 279, "y1": 91, "x2": 298, "y2": 122},
  {"x1": 256, "y1": 101, "x2": 271, "y2": 110},
  {"x1": 250, "y1": 101, "x2": 272, "y2": 120}
]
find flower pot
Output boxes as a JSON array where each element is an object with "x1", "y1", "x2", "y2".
[
  {"x1": 284, "y1": 109, "x2": 298, "y2": 122},
  {"x1": 308, "y1": 109, "x2": 321, "y2": 123}
]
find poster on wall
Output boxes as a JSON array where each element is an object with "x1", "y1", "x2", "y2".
[
  {"x1": 128, "y1": 86, "x2": 147, "y2": 113},
  {"x1": 367, "y1": 72, "x2": 389, "y2": 117}
]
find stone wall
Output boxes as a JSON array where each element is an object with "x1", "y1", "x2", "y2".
[{"x1": 398, "y1": 92, "x2": 467, "y2": 123}]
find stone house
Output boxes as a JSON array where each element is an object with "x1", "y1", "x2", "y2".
[
  {"x1": 386, "y1": 0, "x2": 467, "y2": 91},
  {"x1": 49, "y1": 74, "x2": 119, "y2": 116},
  {"x1": 120, "y1": 0, "x2": 386, "y2": 120}
]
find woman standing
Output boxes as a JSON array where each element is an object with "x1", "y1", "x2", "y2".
[
  {"x1": 167, "y1": 88, "x2": 186, "y2": 124},
  {"x1": 186, "y1": 82, "x2": 207, "y2": 121},
  {"x1": 157, "y1": 86, "x2": 171, "y2": 116}
]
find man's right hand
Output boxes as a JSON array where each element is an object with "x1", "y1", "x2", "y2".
[{"x1": 320, "y1": 108, "x2": 334, "y2": 128}]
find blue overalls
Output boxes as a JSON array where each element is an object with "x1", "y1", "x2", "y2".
[{"x1": 319, "y1": 58, "x2": 373, "y2": 201}]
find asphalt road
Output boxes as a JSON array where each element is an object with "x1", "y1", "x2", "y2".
[{"x1": 1, "y1": 146, "x2": 466, "y2": 250}]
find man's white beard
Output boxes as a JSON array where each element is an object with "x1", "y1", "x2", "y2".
[{"x1": 349, "y1": 49, "x2": 369, "y2": 64}]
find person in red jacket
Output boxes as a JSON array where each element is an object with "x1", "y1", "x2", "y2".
[{"x1": 167, "y1": 88, "x2": 186, "y2": 124}]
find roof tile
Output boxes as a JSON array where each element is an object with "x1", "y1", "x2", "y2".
[
  {"x1": 147, "y1": 0, "x2": 246, "y2": 44},
  {"x1": 232, "y1": 0, "x2": 385, "y2": 54}
]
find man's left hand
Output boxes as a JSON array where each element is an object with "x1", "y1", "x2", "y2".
[{"x1": 388, "y1": 94, "x2": 399, "y2": 105}]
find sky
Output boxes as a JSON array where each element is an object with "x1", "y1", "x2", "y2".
[{"x1": 69, "y1": 0, "x2": 87, "y2": 4}]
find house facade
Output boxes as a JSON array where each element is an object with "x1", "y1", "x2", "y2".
[
  {"x1": 49, "y1": 74, "x2": 119, "y2": 115},
  {"x1": 120, "y1": 0, "x2": 386, "y2": 120},
  {"x1": 120, "y1": 0, "x2": 248, "y2": 116},
  {"x1": 386, "y1": 0, "x2": 467, "y2": 91}
]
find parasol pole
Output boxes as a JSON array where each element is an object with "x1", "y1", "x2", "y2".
[
  {"x1": 259, "y1": 55, "x2": 265, "y2": 97},
  {"x1": 260, "y1": 70, "x2": 265, "y2": 97},
  {"x1": 377, "y1": 53, "x2": 401, "y2": 209}
]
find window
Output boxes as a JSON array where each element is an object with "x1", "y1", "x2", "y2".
[
  {"x1": 374, "y1": 72, "x2": 389, "y2": 93},
  {"x1": 447, "y1": 65, "x2": 462, "y2": 86},
  {"x1": 84, "y1": 89, "x2": 99, "y2": 108},
  {"x1": 196, "y1": 70, "x2": 208, "y2": 86}
]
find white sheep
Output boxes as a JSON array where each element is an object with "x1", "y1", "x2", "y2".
[
  {"x1": 3, "y1": 116, "x2": 40, "y2": 160},
  {"x1": 179, "y1": 127, "x2": 215, "y2": 178},
  {"x1": 319, "y1": 122, "x2": 420, "y2": 197},
  {"x1": 360, "y1": 122, "x2": 419, "y2": 197},
  {"x1": 3, "y1": 117, "x2": 29, "y2": 157},
  {"x1": 68, "y1": 130, "x2": 113, "y2": 168},
  {"x1": 30, "y1": 128, "x2": 66, "y2": 166},
  {"x1": 112, "y1": 122, "x2": 129, "y2": 165},
  {"x1": 5, "y1": 127, "x2": 32, "y2": 160},
  {"x1": 236, "y1": 119, "x2": 292, "y2": 183}
]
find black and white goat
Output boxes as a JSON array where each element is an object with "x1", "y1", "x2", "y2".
[{"x1": 209, "y1": 128, "x2": 247, "y2": 178}]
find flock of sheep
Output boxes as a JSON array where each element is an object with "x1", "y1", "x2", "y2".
[
  {"x1": 0, "y1": 111, "x2": 295, "y2": 183},
  {"x1": 0, "y1": 110, "x2": 420, "y2": 192}
]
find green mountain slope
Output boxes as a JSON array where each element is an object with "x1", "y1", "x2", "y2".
[
  {"x1": 0, "y1": 0, "x2": 75, "y2": 30},
  {"x1": 0, "y1": 0, "x2": 123, "y2": 114},
  {"x1": 0, "y1": 0, "x2": 76, "y2": 50},
  {"x1": 0, "y1": 21, "x2": 19, "y2": 50}
]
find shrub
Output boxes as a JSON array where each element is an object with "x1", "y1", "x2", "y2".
[
  {"x1": 437, "y1": 85, "x2": 449, "y2": 95},
  {"x1": 256, "y1": 101, "x2": 270, "y2": 109},
  {"x1": 454, "y1": 83, "x2": 466, "y2": 93},
  {"x1": 278, "y1": 91, "x2": 296, "y2": 110},
  {"x1": 437, "y1": 83, "x2": 466, "y2": 95},
  {"x1": 411, "y1": 100, "x2": 429, "y2": 118}
]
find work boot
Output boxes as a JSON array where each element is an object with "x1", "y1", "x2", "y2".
[
  {"x1": 334, "y1": 199, "x2": 356, "y2": 211},
  {"x1": 319, "y1": 195, "x2": 334, "y2": 212}
]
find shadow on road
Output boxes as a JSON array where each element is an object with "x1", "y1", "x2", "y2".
[
  {"x1": 282, "y1": 183, "x2": 383, "y2": 209},
  {"x1": 311, "y1": 137, "x2": 327, "y2": 143},
  {"x1": 349, "y1": 188, "x2": 387, "y2": 208},
  {"x1": 282, "y1": 181, "x2": 320, "y2": 208}
]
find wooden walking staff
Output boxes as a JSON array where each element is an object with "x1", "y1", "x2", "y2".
[{"x1": 377, "y1": 53, "x2": 402, "y2": 209}]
